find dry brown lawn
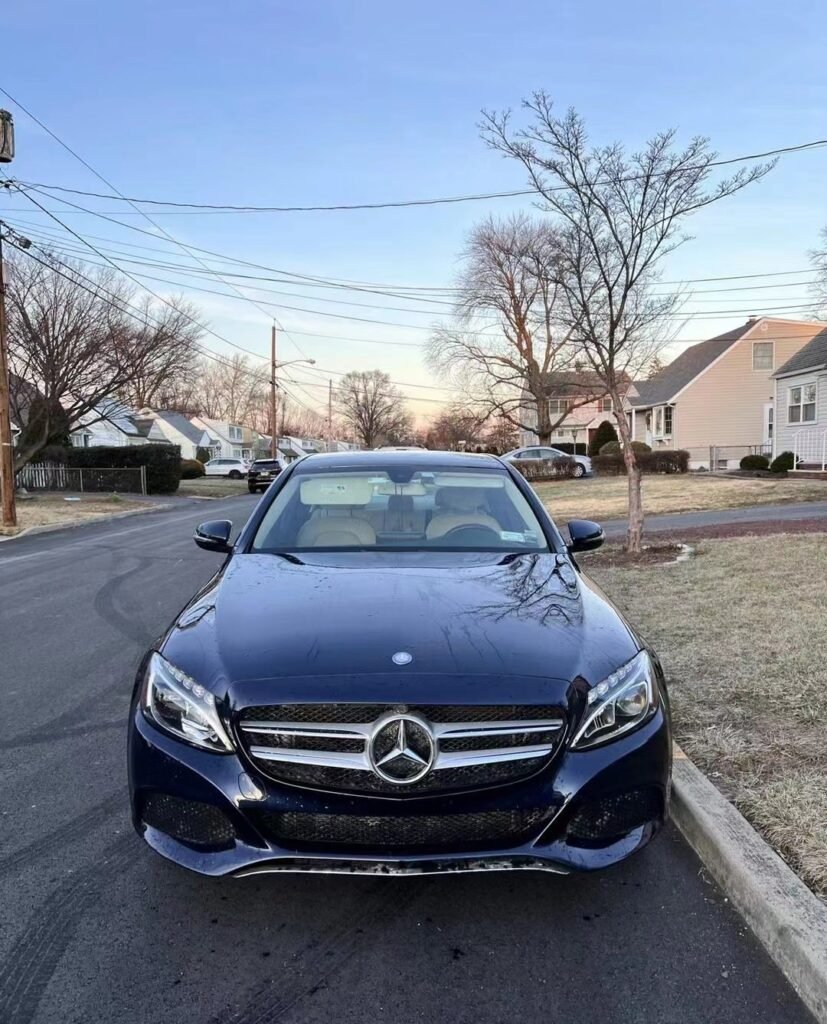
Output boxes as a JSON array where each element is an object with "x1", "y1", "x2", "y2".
[
  {"x1": 587, "y1": 535, "x2": 827, "y2": 897},
  {"x1": 0, "y1": 495, "x2": 151, "y2": 536},
  {"x1": 177, "y1": 477, "x2": 249, "y2": 498},
  {"x1": 534, "y1": 474, "x2": 827, "y2": 522}
]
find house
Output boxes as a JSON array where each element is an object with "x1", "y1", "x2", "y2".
[
  {"x1": 772, "y1": 327, "x2": 827, "y2": 470},
  {"x1": 190, "y1": 417, "x2": 261, "y2": 461},
  {"x1": 68, "y1": 400, "x2": 164, "y2": 448},
  {"x1": 137, "y1": 409, "x2": 215, "y2": 460},
  {"x1": 518, "y1": 371, "x2": 621, "y2": 448},
  {"x1": 624, "y1": 318, "x2": 827, "y2": 469}
]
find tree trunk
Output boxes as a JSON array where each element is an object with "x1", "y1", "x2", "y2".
[
  {"x1": 613, "y1": 404, "x2": 644, "y2": 553},
  {"x1": 530, "y1": 372, "x2": 552, "y2": 445}
]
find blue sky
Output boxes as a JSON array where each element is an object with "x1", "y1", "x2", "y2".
[{"x1": 2, "y1": 0, "x2": 826, "y2": 418}]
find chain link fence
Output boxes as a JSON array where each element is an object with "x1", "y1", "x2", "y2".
[{"x1": 16, "y1": 462, "x2": 147, "y2": 495}]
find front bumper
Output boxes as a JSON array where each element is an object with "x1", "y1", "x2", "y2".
[{"x1": 128, "y1": 704, "x2": 671, "y2": 878}]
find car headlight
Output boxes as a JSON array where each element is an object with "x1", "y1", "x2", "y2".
[
  {"x1": 142, "y1": 652, "x2": 233, "y2": 752},
  {"x1": 572, "y1": 650, "x2": 657, "y2": 749}
]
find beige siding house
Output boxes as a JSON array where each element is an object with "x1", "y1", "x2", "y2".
[
  {"x1": 772, "y1": 328, "x2": 827, "y2": 470},
  {"x1": 625, "y1": 318, "x2": 827, "y2": 469}
]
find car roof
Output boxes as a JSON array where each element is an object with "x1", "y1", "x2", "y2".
[{"x1": 295, "y1": 449, "x2": 504, "y2": 471}]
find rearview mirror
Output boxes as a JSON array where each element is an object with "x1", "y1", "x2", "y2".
[
  {"x1": 567, "y1": 519, "x2": 604, "y2": 553},
  {"x1": 194, "y1": 520, "x2": 233, "y2": 553}
]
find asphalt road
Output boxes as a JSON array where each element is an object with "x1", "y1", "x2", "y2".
[
  {"x1": 601, "y1": 499, "x2": 827, "y2": 537},
  {"x1": 0, "y1": 496, "x2": 815, "y2": 1024}
]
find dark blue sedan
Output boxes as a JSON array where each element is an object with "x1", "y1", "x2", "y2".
[{"x1": 128, "y1": 450, "x2": 671, "y2": 877}]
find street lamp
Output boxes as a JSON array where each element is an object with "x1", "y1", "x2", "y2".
[{"x1": 269, "y1": 333, "x2": 315, "y2": 458}]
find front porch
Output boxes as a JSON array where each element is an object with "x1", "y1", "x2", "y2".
[{"x1": 792, "y1": 429, "x2": 827, "y2": 473}]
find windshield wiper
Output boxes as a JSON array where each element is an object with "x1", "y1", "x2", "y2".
[{"x1": 264, "y1": 551, "x2": 305, "y2": 565}]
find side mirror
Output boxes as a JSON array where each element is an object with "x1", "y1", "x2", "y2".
[
  {"x1": 194, "y1": 520, "x2": 233, "y2": 553},
  {"x1": 567, "y1": 519, "x2": 604, "y2": 553}
]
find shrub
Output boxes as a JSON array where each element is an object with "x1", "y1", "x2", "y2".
[
  {"x1": 739, "y1": 454, "x2": 770, "y2": 471},
  {"x1": 589, "y1": 419, "x2": 618, "y2": 457},
  {"x1": 770, "y1": 451, "x2": 796, "y2": 474},
  {"x1": 512, "y1": 458, "x2": 577, "y2": 482},
  {"x1": 36, "y1": 443, "x2": 181, "y2": 494},
  {"x1": 592, "y1": 449, "x2": 689, "y2": 475},
  {"x1": 180, "y1": 458, "x2": 206, "y2": 479},
  {"x1": 599, "y1": 439, "x2": 652, "y2": 456}
]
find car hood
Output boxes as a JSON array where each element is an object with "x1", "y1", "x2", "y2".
[{"x1": 161, "y1": 552, "x2": 638, "y2": 706}]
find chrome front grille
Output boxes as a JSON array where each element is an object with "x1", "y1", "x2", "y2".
[{"x1": 237, "y1": 704, "x2": 565, "y2": 795}]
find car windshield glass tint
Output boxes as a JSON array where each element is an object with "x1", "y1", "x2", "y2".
[{"x1": 250, "y1": 467, "x2": 549, "y2": 552}]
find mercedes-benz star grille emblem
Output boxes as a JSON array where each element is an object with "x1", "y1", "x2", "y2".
[{"x1": 368, "y1": 713, "x2": 435, "y2": 785}]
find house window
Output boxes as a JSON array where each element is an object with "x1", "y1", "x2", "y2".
[
  {"x1": 653, "y1": 406, "x2": 673, "y2": 437},
  {"x1": 788, "y1": 383, "x2": 817, "y2": 424},
  {"x1": 228, "y1": 425, "x2": 243, "y2": 441},
  {"x1": 752, "y1": 342, "x2": 774, "y2": 371},
  {"x1": 71, "y1": 433, "x2": 91, "y2": 448},
  {"x1": 548, "y1": 399, "x2": 571, "y2": 416},
  {"x1": 231, "y1": 447, "x2": 243, "y2": 458},
  {"x1": 598, "y1": 396, "x2": 613, "y2": 413}
]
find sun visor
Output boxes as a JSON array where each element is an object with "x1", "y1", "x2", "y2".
[
  {"x1": 300, "y1": 477, "x2": 374, "y2": 505},
  {"x1": 432, "y1": 473, "x2": 504, "y2": 489}
]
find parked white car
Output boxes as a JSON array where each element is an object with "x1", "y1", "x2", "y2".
[
  {"x1": 203, "y1": 457, "x2": 251, "y2": 479},
  {"x1": 502, "y1": 446, "x2": 592, "y2": 478}
]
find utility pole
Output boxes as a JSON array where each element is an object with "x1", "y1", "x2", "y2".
[
  {"x1": 0, "y1": 221, "x2": 18, "y2": 527},
  {"x1": 327, "y1": 379, "x2": 333, "y2": 452},
  {"x1": 269, "y1": 323, "x2": 278, "y2": 459}
]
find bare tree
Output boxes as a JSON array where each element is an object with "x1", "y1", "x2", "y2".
[
  {"x1": 193, "y1": 354, "x2": 268, "y2": 424},
  {"x1": 424, "y1": 403, "x2": 487, "y2": 450},
  {"x1": 483, "y1": 413, "x2": 520, "y2": 453},
  {"x1": 482, "y1": 94, "x2": 774, "y2": 550},
  {"x1": 6, "y1": 250, "x2": 204, "y2": 469},
  {"x1": 335, "y1": 370, "x2": 413, "y2": 448},
  {"x1": 428, "y1": 214, "x2": 603, "y2": 445},
  {"x1": 116, "y1": 295, "x2": 202, "y2": 409}
]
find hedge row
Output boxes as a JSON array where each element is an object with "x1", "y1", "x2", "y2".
[
  {"x1": 37, "y1": 443, "x2": 182, "y2": 494},
  {"x1": 512, "y1": 458, "x2": 577, "y2": 482},
  {"x1": 592, "y1": 449, "x2": 690, "y2": 475}
]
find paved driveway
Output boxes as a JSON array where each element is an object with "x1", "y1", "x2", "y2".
[{"x1": 0, "y1": 497, "x2": 814, "y2": 1023}]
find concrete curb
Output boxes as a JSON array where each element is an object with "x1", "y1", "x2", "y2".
[
  {"x1": 0, "y1": 503, "x2": 171, "y2": 543},
  {"x1": 671, "y1": 745, "x2": 827, "y2": 1023}
]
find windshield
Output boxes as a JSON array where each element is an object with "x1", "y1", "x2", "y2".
[{"x1": 250, "y1": 466, "x2": 550, "y2": 552}]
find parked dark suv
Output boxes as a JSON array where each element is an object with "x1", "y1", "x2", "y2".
[{"x1": 247, "y1": 458, "x2": 285, "y2": 494}]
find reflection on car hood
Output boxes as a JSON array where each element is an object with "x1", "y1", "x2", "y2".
[{"x1": 161, "y1": 552, "x2": 638, "y2": 704}]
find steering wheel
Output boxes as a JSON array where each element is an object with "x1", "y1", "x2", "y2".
[{"x1": 441, "y1": 524, "x2": 501, "y2": 543}]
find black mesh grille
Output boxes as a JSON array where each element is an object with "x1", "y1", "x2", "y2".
[
  {"x1": 263, "y1": 758, "x2": 548, "y2": 794},
  {"x1": 142, "y1": 794, "x2": 235, "y2": 848},
  {"x1": 566, "y1": 788, "x2": 663, "y2": 847},
  {"x1": 254, "y1": 807, "x2": 550, "y2": 852},
  {"x1": 241, "y1": 704, "x2": 559, "y2": 725}
]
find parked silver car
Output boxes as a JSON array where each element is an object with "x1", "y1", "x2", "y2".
[{"x1": 502, "y1": 446, "x2": 592, "y2": 478}]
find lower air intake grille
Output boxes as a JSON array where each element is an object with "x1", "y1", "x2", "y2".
[
  {"x1": 142, "y1": 793, "x2": 235, "y2": 848},
  {"x1": 254, "y1": 807, "x2": 550, "y2": 852},
  {"x1": 566, "y1": 788, "x2": 663, "y2": 846}
]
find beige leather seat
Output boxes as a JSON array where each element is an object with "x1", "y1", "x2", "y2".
[
  {"x1": 426, "y1": 487, "x2": 501, "y2": 540},
  {"x1": 297, "y1": 510, "x2": 376, "y2": 547}
]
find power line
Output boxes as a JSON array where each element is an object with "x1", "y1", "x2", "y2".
[
  {"x1": 7, "y1": 185, "x2": 817, "y2": 297},
  {"x1": 11, "y1": 137, "x2": 827, "y2": 212}
]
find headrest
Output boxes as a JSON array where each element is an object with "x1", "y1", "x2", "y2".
[{"x1": 434, "y1": 487, "x2": 486, "y2": 512}]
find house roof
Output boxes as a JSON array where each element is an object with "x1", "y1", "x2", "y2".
[
  {"x1": 773, "y1": 327, "x2": 827, "y2": 377},
  {"x1": 629, "y1": 321, "x2": 758, "y2": 407},
  {"x1": 154, "y1": 410, "x2": 207, "y2": 445}
]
